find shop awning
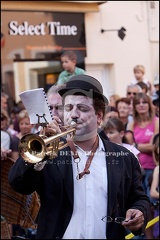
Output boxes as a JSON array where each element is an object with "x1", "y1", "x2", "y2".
[{"x1": 1, "y1": 1, "x2": 107, "y2": 13}]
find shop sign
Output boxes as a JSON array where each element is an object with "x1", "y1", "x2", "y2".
[
  {"x1": 9, "y1": 21, "x2": 78, "y2": 36},
  {"x1": 2, "y1": 12, "x2": 86, "y2": 59}
]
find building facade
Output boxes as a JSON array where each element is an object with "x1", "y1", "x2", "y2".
[{"x1": 1, "y1": 1, "x2": 159, "y2": 104}]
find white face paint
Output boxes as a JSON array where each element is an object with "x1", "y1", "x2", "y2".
[{"x1": 64, "y1": 95, "x2": 98, "y2": 141}]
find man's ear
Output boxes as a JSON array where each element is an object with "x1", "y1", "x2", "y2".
[
  {"x1": 97, "y1": 111, "x2": 103, "y2": 126},
  {"x1": 120, "y1": 131, "x2": 125, "y2": 138}
]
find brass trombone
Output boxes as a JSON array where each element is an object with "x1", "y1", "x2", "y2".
[{"x1": 18, "y1": 121, "x2": 76, "y2": 164}]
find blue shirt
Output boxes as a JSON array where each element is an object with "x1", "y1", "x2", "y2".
[{"x1": 56, "y1": 67, "x2": 86, "y2": 85}]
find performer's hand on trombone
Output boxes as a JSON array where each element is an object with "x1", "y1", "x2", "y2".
[{"x1": 39, "y1": 115, "x2": 62, "y2": 136}]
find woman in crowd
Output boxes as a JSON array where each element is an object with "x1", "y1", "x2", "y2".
[
  {"x1": 127, "y1": 93, "x2": 159, "y2": 196},
  {"x1": 127, "y1": 92, "x2": 159, "y2": 239},
  {"x1": 115, "y1": 97, "x2": 131, "y2": 130},
  {"x1": 10, "y1": 110, "x2": 33, "y2": 161},
  {"x1": 109, "y1": 93, "x2": 121, "y2": 107}
]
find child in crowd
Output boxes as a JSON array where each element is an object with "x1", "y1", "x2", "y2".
[
  {"x1": 103, "y1": 117, "x2": 140, "y2": 159},
  {"x1": 136, "y1": 81, "x2": 149, "y2": 94},
  {"x1": 131, "y1": 65, "x2": 155, "y2": 97},
  {"x1": 56, "y1": 50, "x2": 86, "y2": 85},
  {"x1": 150, "y1": 133, "x2": 159, "y2": 239}
]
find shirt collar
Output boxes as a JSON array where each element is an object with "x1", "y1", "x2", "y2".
[
  {"x1": 97, "y1": 135, "x2": 105, "y2": 152},
  {"x1": 74, "y1": 135, "x2": 105, "y2": 153}
]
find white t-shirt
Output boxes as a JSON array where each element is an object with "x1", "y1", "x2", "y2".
[
  {"x1": 1, "y1": 130, "x2": 11, "y2": 150},
  {"x1": 131, "y1": 78, "x2": 149, "y2": 86},
  {"x1": 122, "y1": 143, "x2": 140, "y2": 158}
]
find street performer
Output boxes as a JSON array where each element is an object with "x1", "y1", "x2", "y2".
[{"x1": 9, "y1": 74, "x2": 151, "y2": 239}]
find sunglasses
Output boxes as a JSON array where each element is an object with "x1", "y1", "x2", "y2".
[
  {"x1": 1, "y1": 116, "x2": 6, "y2": 121},
  {"x1": 127, "y1": 92, "x2": 137, "y2": 96}
]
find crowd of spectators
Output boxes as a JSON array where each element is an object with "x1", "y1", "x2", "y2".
[{"x1": 1, "y1": 64, "x2": 159, "y2": 239}]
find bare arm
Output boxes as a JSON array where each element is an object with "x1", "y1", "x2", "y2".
[
  {"x1": 136, "y1": 118, "x2": 159, "y2": 153},
  {"x1": 11, "y1": 151, "x2": 19, "y2": 162},
  {"x1": 128, "y1": 118, "x2": 159, "y2": 153},
  {"x1": 126, "y1": 121, "x2": 134, "y2": 131},
  {"x1": 136, "y1": 143, "x2": 153, "y2": 153},
  {"x1": 150, "y1": 166, "x2": 159, "y2": 199},
  {"x1": 1, "y1": 148, "x2": 12, "y2": 160}
]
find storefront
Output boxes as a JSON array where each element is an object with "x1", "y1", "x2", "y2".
[
  {"x1": 3, "y1": 1, "x2": 157, "y2": 108},
  {"x1": 1, "y1": 1, "x2": 106, "y2": 104}
]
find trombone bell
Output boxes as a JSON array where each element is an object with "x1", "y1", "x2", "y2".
[
  {"x1": 19, "y1": 134, "x2": 47, "y2": 164},
  {"x1": 18, "y1": 123, "x2": 76, "y2": 164}
]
